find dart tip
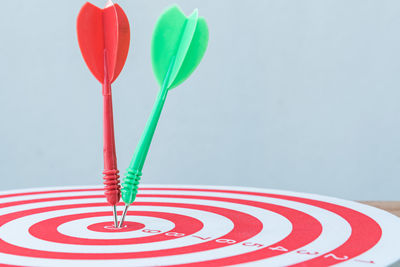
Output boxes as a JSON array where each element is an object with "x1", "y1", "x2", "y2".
[
  {"x1": 112, "y1": 205, "x2": 118, "y2": 228},
  {"x1": 118, "y1": 204, "x2": 129, "y2": 228}
]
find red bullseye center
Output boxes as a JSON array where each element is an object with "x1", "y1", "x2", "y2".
[{"x1": 87, "y1": 221, "x2": 145, "y2": 232}]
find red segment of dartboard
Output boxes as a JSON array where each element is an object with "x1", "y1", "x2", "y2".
[{"x1": 0, "y1": 185, "x2": 399, "y2": 266}]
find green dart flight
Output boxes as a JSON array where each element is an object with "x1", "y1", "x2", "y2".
[{"x1": 119, "y1": 5, "x2": 209, "y2": 227}]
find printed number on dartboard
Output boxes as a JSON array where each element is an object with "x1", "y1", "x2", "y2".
[{"x1": 140, "y1": 229, "x2": 374, "y2": 264}]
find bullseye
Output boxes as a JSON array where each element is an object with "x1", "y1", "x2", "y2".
[
  {"x1": 87, "y1": 221, "x2": 145, "y2": 232},
  {"x1": 0, "y1": 185, "x2": 399, "y2": 266}
]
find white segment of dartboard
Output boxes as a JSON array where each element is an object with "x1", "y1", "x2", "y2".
[{"x1": 0, "y1": 185, "x2": 399, "y2": 266}]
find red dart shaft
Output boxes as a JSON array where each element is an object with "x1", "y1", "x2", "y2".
[{"x1": 102, "y1": 51, "x2": 120, "y2": 206}]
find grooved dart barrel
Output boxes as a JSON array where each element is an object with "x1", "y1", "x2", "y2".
[
  {"x1": 103, "y1": 169, "x2": 120, "y2": 205},
  {"x1": 121, "y1": 169, "x2": 141, "y2": 204}
]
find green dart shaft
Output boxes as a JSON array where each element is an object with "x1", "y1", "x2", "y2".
[
  {"x1": 134, "y1": 79, "x2": 169, "y2": 171},
  {"x1": 121, "y1": 63, "x2": 172, "y2": 205}
]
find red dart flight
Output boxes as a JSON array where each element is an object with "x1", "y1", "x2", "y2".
[{"x1": 76, "y1": 0, "x2": 130, "y2": 227}]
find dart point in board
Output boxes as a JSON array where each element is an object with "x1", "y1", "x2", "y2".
[
  {"x1": 119, "y1": 5, "x2": 209, "y2": 227},
  {"x1": 76, "y1": 0, "x2": 130, "y2": 227}
]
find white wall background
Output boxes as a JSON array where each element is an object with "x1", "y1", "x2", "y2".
[{"x1": 1, "y1": 0, "x2": 399, "y2": 200}]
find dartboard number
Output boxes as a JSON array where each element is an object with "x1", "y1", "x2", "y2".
[
  {"x1": 324, "y1": 253, "x2": 349, "y2": 261},
  {"x1": 215, "y1": 239, "x2": 236, "y2": 244},
  {"x1": 242, "y1": 242, "x2": 264, "y2": 248},
  {"x1": 138, "y1": 229, "x2": 245, "y2": 246},
  {"x1": 141, "y1": 230, "x2": 186, "y2": 237},
  {"x1": 268, "y1": 246, "x2": 288, "y2": 252},
  {"x1": 139, "y1": 230, "x2": 238, "y2": 245},
  {"x1": 191, "y1": 235, "x2": 211, "y2": 240},
  {"x1": 165, "y1": 232, "x2": 185, "y2": 237},
  {"x1": 296, "y1": 251, "x2": 349, "y2": 261},
  {"x1": 137, "y1": 228, "x2": 368, "y2": 264},
  {"x1": 297, "y1": 250, "x2": 319, "y2": 255},
  {"x1": 142, "y1": 229, "x2": 162, "y2": 234}
]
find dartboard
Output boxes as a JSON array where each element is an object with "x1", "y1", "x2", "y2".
[{"x1": 0, "y1": 185, "x2": 399, "y2": 266}]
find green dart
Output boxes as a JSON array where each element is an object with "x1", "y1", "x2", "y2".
[{"x1": 119, "y1": 5, "x2": 209, "y2": 227}]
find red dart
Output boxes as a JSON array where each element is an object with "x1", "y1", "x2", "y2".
[{"x1": 77, "y1": 0, "x2": 130, "y2": 227}]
